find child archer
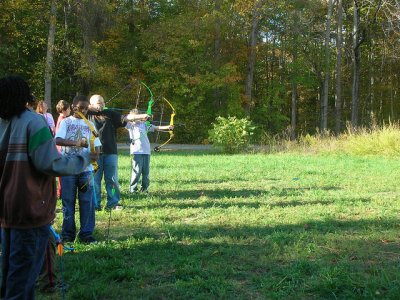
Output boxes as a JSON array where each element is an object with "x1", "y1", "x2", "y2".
[
  {"x1": 125, "y1": 109, "x2": 173, "y2": 193},
  {"x1": 55, "y1": 95, "x2": 101, "y2": 244}
]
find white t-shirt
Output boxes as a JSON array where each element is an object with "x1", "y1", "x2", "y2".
[
  {"x1": 126, "y1": 122, "x2": 155, "y2": 155},
  {"x1": 55, "y1": 116, "x2": 101, "y2": 172}
]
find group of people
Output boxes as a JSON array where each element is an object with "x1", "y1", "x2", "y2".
[{"x1": 0, "y1": 75, "x2": 173, "y2": 299}]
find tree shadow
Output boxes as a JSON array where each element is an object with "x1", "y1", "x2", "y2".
[{"x1": 54, "y1": 217, "x2": 400, "y2": 299}]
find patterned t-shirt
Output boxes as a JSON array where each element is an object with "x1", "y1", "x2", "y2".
[{"x1": 55, "y1": 116, "x2": 101, "y2": 172}]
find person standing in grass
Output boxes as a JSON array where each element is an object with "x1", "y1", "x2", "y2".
[
  {"x1": 55, "y1": 95, "x2": 101, "y2": 244},
  {"x1": 0, "y1": 75, "x2": 92, "y2": 300},
  {"x1": 88, "y1": 94, "x2": 141, "y2": 210},
  {"x1": 125, "y1": 109, "x2": 173, "y2": 193}
]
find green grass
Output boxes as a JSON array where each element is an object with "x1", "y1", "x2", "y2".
[{"x1": 39, "y1": 150, "x2": 400, "y2": 299}]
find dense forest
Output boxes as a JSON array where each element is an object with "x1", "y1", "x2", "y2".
[{"x1": 1, "y1": 0, "x2": 399, "y2": 143}]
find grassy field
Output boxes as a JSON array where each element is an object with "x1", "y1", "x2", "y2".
[{"x1": 40, "y1": 150, "x2": 400, "y2": 299}]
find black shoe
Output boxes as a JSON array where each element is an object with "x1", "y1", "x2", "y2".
[{"x1": 80, "y1": 236, "x2": 98, "y2": 244}]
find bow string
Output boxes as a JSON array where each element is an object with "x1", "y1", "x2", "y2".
[{"x1": 154, "y1": 97, "x2": 176, "y2": 152}]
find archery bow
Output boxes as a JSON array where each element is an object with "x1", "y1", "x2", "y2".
[
  {"x1": 104, "y1": 83, "x2": 133, "y2": 106},
  {"x1": 154, "y1": 97, "x2": 176, "y2": 152},
  {"x1": 76, "y1": 111, "x2": 99, "y2": 190}
]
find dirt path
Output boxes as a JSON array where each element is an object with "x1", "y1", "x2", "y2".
[{"x1": 117, "y1": 143, "x2": 213, "y2": 151}]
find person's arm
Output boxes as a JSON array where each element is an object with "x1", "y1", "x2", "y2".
[
  {"x1": 55, "y1": 137, "x2": 88, "y2": 148},
  {"x1": 28, "y1": 117, "x2": 90, "y2": 176},
  {"x1": 54, "y1": 118, "x2": 88, "y2": 147},
  {"x1": 125, "y1": 113, "x2": 150, "y2": 122},
  {"x1": 154, "y1": 125, "x2": 174, "y2": 131}
]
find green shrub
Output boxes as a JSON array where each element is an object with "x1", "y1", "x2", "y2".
[{"x1": 208, "y1": 116, "x2": 255, "y2": 153}]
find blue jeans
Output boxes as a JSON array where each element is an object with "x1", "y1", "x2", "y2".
[
  {"x1": 130, "y1": 154, "x2": 150, "y2": 192},
  {"x1": 1, "y1": 225, "x2": 50, "y2": 300},
  {"x1": 94, "y1": 154, "x2": 120, "y2": 209},
  {"x1": 60, "y1": 172, "x2": 95, "y2": 241}
]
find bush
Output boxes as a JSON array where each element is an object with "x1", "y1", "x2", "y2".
[{"x1": 208, "y1": 116, "x2": 255, "y2": 153}]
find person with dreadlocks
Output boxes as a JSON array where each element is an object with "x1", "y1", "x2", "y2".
[{"x1": 0, "y1": 75, "x2": 92, "y2": 299}]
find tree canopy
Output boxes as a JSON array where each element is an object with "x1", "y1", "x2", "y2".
[{"x1": 1, "y1": 0, "x2": 399, "y2": 143}]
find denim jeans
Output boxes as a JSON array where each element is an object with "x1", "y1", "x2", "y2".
[
  {"x1": 130, "y1": 154, "x2": 150, "y2": 192},
  {"x1": 1, "y1": 225, "x2": 50, "y2": 300},
  {"x1": 60, "y1": 172, "x2": 95, "y2": 241},
  {"x1": 94, "y1": 154, "x2": 120, "y2": 209}
]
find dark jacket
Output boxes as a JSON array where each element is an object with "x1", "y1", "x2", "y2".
[{"x1": 0, "y1": 109, "x2": 90, "y2": 228}]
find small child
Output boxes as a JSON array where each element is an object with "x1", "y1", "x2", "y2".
[
  {"x1": 55, "y1": 100, "x2": 71, "y2": 197},
  {"x1": 36, "y1": 100, "x2": 56, "y2": 135},
  {"x1": 55, "y1": 95, "x2": 101, "y2": 244},
  {"x1": 125, "y1": 109, "x2": 173, "y2": 193}
]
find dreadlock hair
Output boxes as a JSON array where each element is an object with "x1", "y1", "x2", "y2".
[
  {"x1": 56, "y1": 100, "x2": 70, "y2": 113},
  {"x1": 0, "y1": 75, "x2": 31, "y2": 120},
  {"x1": 27, "y1": 94, "x2": 37, "y2": 109}
]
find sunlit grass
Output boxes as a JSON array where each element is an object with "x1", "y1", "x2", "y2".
[
  {"x1": 39, "y1": 150, "x2": 400, "y2": 299},
  {"x1": 263, "y1": 123, "x2": 400, "y2": 157}
]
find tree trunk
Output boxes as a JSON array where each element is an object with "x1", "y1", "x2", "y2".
[
  {"x1": 335, "y1": 0, "x2": 343, "y2": 134},
  {"x1": 244, "y1": 0, "x2": 264, "y2": 116},
  {"x1": 290, "y1": 9, "x2": 300, "y2": 140},
  {"x1": 321, "y1": 0, "x2": 333, "y2": 133},
  {"x1": 291, "y1": 82, "x2": 297, "y2": 140},
  {"x1": 351, "y1": 0, "x2": 361, "y2": 129},
  {"x1": 44, "y1": 0, "x2": 57, "y2": 111},
  {"x1": 367, "y1": 39, "x2": 375, "y2": 126},
  {"x1": 213, "y1": 0, "x2": 222, "y2": 111}
]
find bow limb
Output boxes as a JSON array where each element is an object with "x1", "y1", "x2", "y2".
[
  {"x1": 154, "y1": 97, "x2": 176, "y2": 152},
  {"x1": 76, "y1": 111, "x2": 99, "y2": 190},
  {"x1": 140, "y1": 81, "x2": 155, "y2": 128}
]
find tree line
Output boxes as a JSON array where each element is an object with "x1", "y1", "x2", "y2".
[{"x1": 1, "y1": 0, "x2": 399, "y2": 143}]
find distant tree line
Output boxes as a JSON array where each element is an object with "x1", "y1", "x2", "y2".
[{"x1": 1, "y1": 0, "x2": 399, "y2": 143}]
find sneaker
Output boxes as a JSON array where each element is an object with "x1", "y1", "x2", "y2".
[
  {"x1": 114, "y1": 205, "x2": 123, "y2": 211},
  {"x1": 105, "y1": 204, "x2": 123, "y2": 211},
  {"x1": 80, "y1": 236, "x2": 98, "y2": 244}
]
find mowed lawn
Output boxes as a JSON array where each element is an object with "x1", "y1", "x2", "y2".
[{"x1": 42, "y1": 150, "x2": 400, "y2": 299}]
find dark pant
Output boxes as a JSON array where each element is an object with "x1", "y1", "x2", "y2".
[
  {"x1": 37, "y1": 233, "x2": 57, "y2": 291},
  {"x1": 130, "y1": 154, "x2": 150, "y2": 192},
  {"x1": 60, "y1": 171, "x2": 95, "y2": 241},
  {"x1": 1, "y1": 225, "x2": 50, "y2": 300}
]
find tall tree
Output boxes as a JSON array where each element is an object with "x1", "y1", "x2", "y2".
[
  {"x1": 321, "y1": 0, "x2": 333, "y2": 132},
  {"x1": 244, "y1": 0, "x2": 265, "y2": 116},
  {"x1": 351, "y1": 0, "x2": 362, "y2": 128},
  {"x1": 335, "y1": 0, "x2": 343, "y2": 134},
  {"x1": 44, "y1": 0, "x2": 57, "y2": 111}
]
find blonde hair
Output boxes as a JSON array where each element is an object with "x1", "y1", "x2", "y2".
[
  {"x1": 35, "y1": 100, "x2": 47, "y2": 114},
  {"x1": 56, "y1": 100, "x2": 70, "y2": 113}
]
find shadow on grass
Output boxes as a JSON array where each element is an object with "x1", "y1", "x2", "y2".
[
  {"x1": 154, "y1": 177, "x2": 281, "y2": 184},
  {"x1": 122, "y1": 197, "x2": 371, "y2": 210},
  {"x1": 49, "y1": 218, "x2": 400, "y2": 300},
  {"x1": 119, "y1": 186, "x2": 345, "y2": 204}
]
